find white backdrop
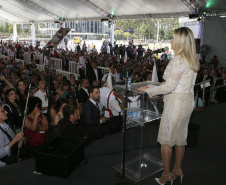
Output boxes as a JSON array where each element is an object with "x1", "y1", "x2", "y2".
[{"x1": 202, "y1": 17, "x2": 226, "y2": 68}]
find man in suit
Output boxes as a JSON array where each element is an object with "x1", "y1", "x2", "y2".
[
  {"x1": 215, "y1": 72, "x2": 226, "y2": 103},
  {"x1": 77, "y1": 78, "x2": 90, "y2": 105},
  {"x1": 83, "y1": 86, "x2": 106, "y2": 139},
  {"x1": 55, "y1": 104, "x2": 83, "y2": 140},
  {"x1": 87, "y1": 61, "x2": 102, "y2": 85},
  {"x1": 198, "y1": 68, "x2": 213, "y2": 106}
]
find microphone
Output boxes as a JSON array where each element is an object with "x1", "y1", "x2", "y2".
[
  {"x1": 144, "y1": 47, "x2": 169, "y2": 58},
  {"x1": 151, "y1": 47, "x2": 169, "y2": 54}
]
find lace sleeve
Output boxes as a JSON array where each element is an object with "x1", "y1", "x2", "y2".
[{"x1": 145, "y1": 60, "x2": 185, "y2": 97}]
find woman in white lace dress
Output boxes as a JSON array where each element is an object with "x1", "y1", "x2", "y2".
[{"x1": 138, "y1": 27, "x2": 200, "y2": 185}]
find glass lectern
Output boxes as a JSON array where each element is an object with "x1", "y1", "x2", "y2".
[{"x1": 114, "y1": 81, "x2": 163, "y2": 182}]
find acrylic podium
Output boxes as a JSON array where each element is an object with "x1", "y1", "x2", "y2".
[{"x1": 114, "y1": 81, "x2": 163, "y2": 182}]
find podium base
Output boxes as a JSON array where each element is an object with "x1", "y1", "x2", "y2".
[{"x1": 114, "y1": 153, "x2": 162, "y2": 182}]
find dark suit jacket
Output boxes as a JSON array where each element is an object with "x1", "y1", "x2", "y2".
[
  {"x1": 87, "y1": 68, "x2": 103, "y2": 85},
  {"x1": 215, "y1": 79, "x2": 226, "y2": 103},
  {"x1": 77, "y1": 88, "x2": 89, "y2": 105},
  {"x1": 83, "y1": 99, "x2": 105, "y2": 139},
  {"x1": 55, "y1": 119, "x2": 83, "y2": 139},
  {"x1": 197, "y1": 74, "x2": 213, "y2": 104},
  {"x1": 197, "y1": 74, "x2": 213, "y2": 86}
]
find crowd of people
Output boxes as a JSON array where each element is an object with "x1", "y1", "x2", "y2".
[{"x1": 0, "y1": 38, "x2": 225, "y2": 168}]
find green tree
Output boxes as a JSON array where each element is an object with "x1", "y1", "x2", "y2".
[
  {"x1": 115, "y1": 18, "x2": 179, "y2": 41},
  {"x1": 8, "y1": 24, "x2": 13, "y2": 33},
  {"x1": 114, "y1": 30, "x2": 124, "y2": 40},
  {"x1": 17, "y1": 24, "x2": 22, "y2": 34},
  {"x1": 4, "y1": 22, "x2": 9, "y2": 33},
  {"x1": 0, "y1": 23, "x2": 4, "y2": 32}
]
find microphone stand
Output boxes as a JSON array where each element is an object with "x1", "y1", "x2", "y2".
[
  {"x1": 115, "y1": 63, "x2": 135, "y2": 185},
  {"x1": 17, "y1": 83, "x2": 32, "y2": 161},
  {"x1": 45, "y1": 48, "x2": 52, "y2": 150}
]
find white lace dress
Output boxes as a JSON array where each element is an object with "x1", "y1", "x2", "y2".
[{"x1": 145, "y1": 55, "x2": 197, "y2": 147}]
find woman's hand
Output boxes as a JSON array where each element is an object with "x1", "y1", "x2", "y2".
[
  {"x1": 34, "y1": 109, "x2": 41, "y2": 119},
  {"x1": 137, "y1": 86, "x2": 149, "y2": 92}
]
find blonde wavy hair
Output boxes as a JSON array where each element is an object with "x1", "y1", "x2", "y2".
[{"x1": 173, "y1": 27, "x2": 200, "y2": 72}]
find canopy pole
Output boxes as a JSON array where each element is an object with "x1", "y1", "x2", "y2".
[
  {"x1": 110, "y1": 22, "x2": 114, "y2": 47},
  {"x1": 13, "y1": 24, "x2": 17, "y2": 43},
  {"x1": 31, "y1": 23, "x2": 36, "y2": 47}
]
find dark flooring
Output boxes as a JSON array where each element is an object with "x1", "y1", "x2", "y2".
[{"x1": 0, "y1": 102, "x2": 226, "y2": 185}]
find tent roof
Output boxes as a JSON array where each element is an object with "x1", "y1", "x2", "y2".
[{"x1": 0, "y1": 0, "x2": 226, "y2": 24}]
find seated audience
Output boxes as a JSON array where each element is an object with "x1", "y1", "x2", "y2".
[
  {"x1": 215, "y1": 72, "x2": 226, "y2": 103},
  {"x1": 3, "y1": 88, "x2": 23, "y2": 133},
  {"x1": 0, "y1": 105, "x2": 24, "y2": 167},
  {"x1": 53, "y1": 98, "x2": 68, "y2": 126},
  {"x1": 24, "y1": 97, "x2": 48, "y2": 157}
]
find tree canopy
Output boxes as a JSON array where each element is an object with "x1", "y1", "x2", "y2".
[{"x1": 115, "y1": 18, "x2": 179, "y2": 41}]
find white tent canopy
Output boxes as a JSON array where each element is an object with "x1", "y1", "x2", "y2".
[
  {"x1": 1, "y1": 0, "x2": 226, "y2": 67},
  {"x1": 0, "y1": 0, "x2": 226, "y2": 24}
]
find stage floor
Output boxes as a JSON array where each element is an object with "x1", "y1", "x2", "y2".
[{"x1": 0, "y1": 102, "x2": 226, "y2": 185}]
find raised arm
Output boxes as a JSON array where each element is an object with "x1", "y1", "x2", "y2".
[
  {"x1": 0, "y1": 75, "x2": 15, "y2": 90},
  {"x1": 145, "y1": 60, "x2": 185, "y2": 97}
]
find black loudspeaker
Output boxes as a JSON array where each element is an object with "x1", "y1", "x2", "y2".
[
  {"x1": 195, "y1": 39, "x2": 201, "y2": 54},
  {"x1": 187, "y1": 123, "x2": 200, "y2": 148},
  {"x1": 189, "y1": 13, "x2": 199, "y2": 19},
  {"x1": 35, "y1": 136, "x2": 85, "y2": 178}
]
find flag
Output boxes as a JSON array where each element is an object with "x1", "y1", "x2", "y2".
[
  {"x1": 148, "y1": 57, "x2": 150, "y2": 69},
  {"x1": 104, "y1": 71, "x2": 113, "y2": 89},
  {"x1": 152, "y1": 60, "x2": 158, "y2": 82},
  {"x1": 124, "y1": 50, "x2": 128, "y2": 63}
]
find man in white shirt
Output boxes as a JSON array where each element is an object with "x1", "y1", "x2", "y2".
[
  {"x1": 91, "y1": 45, "x2": 97, "y2": 53},
  {"x1": 8, "y1": 47, "x2": 15, "y2": 60},
  {"x1": 34, "y1": 48, "x2": 40, "y2": 64},
  {"x1": 101, "y1": 66, "x2": 121, "y2": 85},
  {"x1": 109, "y1": 89, "x2": 125, "y2": 134},
  {"x1": 0, "y1": 106, "x2": 23, "y2": 167},
  {"x1": 34, "y1": 80, "x2": 48, "y2": 115},
  {"x1": 43, "y1": 54, "x2": 49, "y2": 67},
  {"x1": 78, "y1": 51, "x2": 86, "y2": 78}
]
